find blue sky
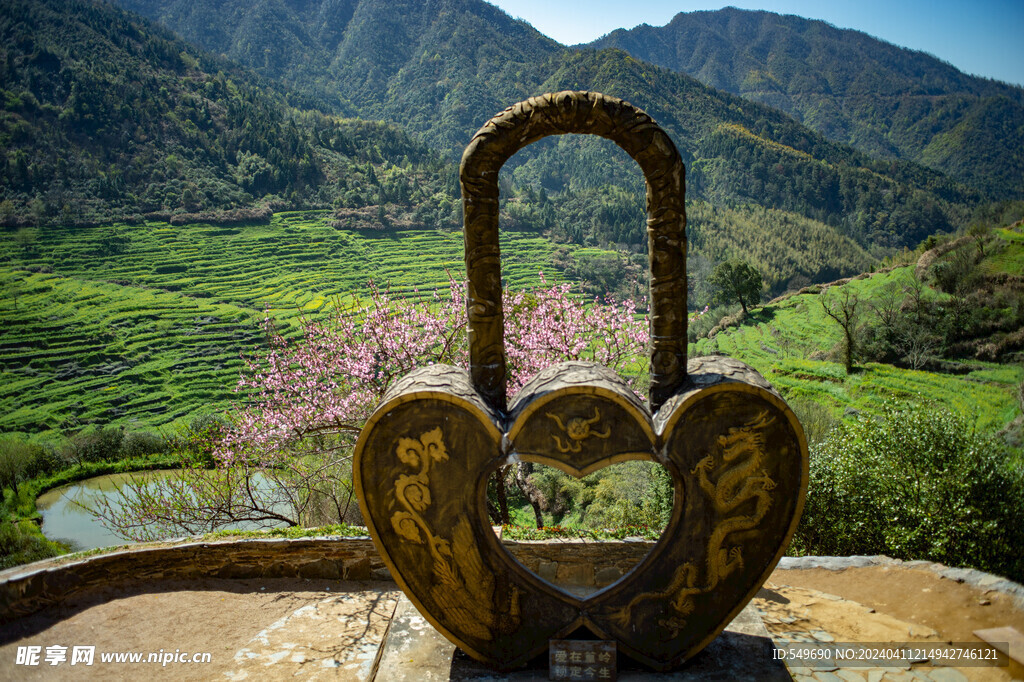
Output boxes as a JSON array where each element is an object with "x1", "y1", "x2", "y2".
[{"x1": 487, "y1": 0, "x2": 1024, "y2": 87}]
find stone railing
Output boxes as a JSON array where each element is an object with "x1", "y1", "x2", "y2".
[{"x1": 0, "y1": 535, "x2": 656, "y2": 624}]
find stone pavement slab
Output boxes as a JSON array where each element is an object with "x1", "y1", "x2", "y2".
[
  {"x1": 226, "y1": 587, "x2": 401, "y2": 681},
  {"x1": 756, "y1": 583, "x2": 1013, "y2": 682},
  {"x1": 374, "y1": 593, "x2": 789, "y2": 680},
  {"x1": 0, "y1": 579, "x2": 401, "y2": 682},
  {"x1": 972, "y1": 626, "x2": 1023, "y2": 666}
]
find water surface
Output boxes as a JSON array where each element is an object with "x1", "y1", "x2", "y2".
[{"x1": 36, "y1": 470, "x2": 287, "y2": 551}]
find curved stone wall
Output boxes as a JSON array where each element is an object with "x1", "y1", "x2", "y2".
[
  {"x1": 0, "y1": 535, "x2": 656, "y2": 624},
  {"x1": 0, "y1": 536, "x2": 389, "y2": 624},
  {"x1": 4, "y1": 537, "x2": 1021, "y2": 625}
]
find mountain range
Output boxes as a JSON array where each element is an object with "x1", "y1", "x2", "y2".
[
  {"x1": 590, "y1": 7, "x2": 1024, "y2": 199},
  {"x1": 2, "y1": 0, "x2": 1021, "y2": 290},
  {"x1": 114, "y1": 0, "x2": 1024, "y2": 200}
]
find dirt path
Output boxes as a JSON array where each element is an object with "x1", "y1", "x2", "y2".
[{"x1": 0, "y1": 579, "x2": 399, "y2": 681}]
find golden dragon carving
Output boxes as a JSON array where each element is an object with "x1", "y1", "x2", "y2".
[
  {"x1": 610, "y1": 411, "x2": 777, "y2": 635},
  {"x1": 389, "y1": 427, "x2": 520, "y2": 641}
]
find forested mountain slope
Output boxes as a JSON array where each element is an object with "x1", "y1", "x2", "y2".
[
  {"x1": 0, "y1": 0, "x2": 880, "y2": 295},
  {"x1": 108, "y1": 0, "x2": 982, "y2": 252},
  {"x1": 531, "y1": 49, "x2": 977, "y2": 249},
  {"x1": 590, "y1": 7, "x2": 1024, "y2": 199},
  {"x1": 0, "y1": 0, "x2": 449, "y2": 225},
  {"x1": 116, "y1": 0, "x2": 562, "y2": 152}
]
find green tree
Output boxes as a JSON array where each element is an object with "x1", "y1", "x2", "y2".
[
  {"x1": 708, "y1": 259, "x2": 763, "y2": 315},
  {"x1": 12, "y1": 227, "x2": 39, "y2": 256},
  {"x1": 0, "y1": 437, "x2": 40, "y2": 500}
]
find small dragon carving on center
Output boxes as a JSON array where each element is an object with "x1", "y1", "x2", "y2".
[{"x1": 546, "y1": 407, "x2": 612, "y2": 453}]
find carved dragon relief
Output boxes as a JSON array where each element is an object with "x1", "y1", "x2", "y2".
[
  {"x1": 610, "y1": 410, "x2": 777, "y2": 636},
  {"x1": 389, "y1": 427, "x2": 521, "y2": 641}
]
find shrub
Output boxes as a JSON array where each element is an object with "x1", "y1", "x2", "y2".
[
  {"x1": 120, "y1": 430, "x2": 169, "y2": 459},
  {"x1": 688, "y1": 304, "x2": 732, "y2": 342},
  {"x1": 0, "y1": 436, "x2": 45, "y2": 500},
  {"x1": 788, "y1": 398, "x2": 838, "y2": 448},
  {"x1": 794, "y1": 401, "x2": 1024, "y2": 581},
  {"x1": 521, "y1": 461, "x2": 672, "y2": 530},
  {"x1": 0, "y1": 520, "x2": 68, "y2": 569},
  {"x1": 585, "y1": 462, "x2": 672, "y2": 530},
  {"x1": 57, "y1": 426, "x2": 124, "y2": 466}
]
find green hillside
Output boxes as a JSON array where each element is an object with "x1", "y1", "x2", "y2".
[
  {"x1": 693, "y1": 213, "x2": 1024, "y2": 436},
  {"x1": 1, "y1": 0, "x2": 1019, "y2": 443},
  {"x1": 105, "y1": 0, "x2": 982, "y2": 252},
  {"x1": 591, "y1": 7, "x2": 1024, "y2": 199},
  {"x1": 5, "y1": 209, "x2": 1021, "y2": 441},
  {"x1": 695, "y1": 269, "x2": 1022, "y2": 433},
  {"x1": 116, "y1": 0, "x2": 562, "y2": 149},
  {"x1": 0, "y1": 0, "x2": 449, "y2": 225},
  {"x1": 532, "y1": 49, "x2": 977, "y2": 249}
]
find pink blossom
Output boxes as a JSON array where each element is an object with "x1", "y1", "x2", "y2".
[{"x1": 217, "y1": 278, "x2": 650, "y2": 464}]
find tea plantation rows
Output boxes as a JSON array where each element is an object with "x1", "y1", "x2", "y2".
[
  {"x1": 5, "y1": 210, "x2": 1024, "y2": 443},
  {"x1": 1, "y1": 212, "x2": 571, "y2": 438}
]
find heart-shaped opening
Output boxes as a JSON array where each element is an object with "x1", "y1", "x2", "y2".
[{"x1": 488, "y1": 459, "x2": 676, "y2": 598}]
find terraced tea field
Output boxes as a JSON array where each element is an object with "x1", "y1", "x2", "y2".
[
  {"x1": 0, "y1": 212, "x2": 574, "y2": 437},
  {"x1": 693, "y1": 267, "x2": 1024, "y2": 432},
  {"x1": 1, "y1": 271, "x2": 260, "y2": 434},
  {"x1": 6, "y1": 211, "x2": 1023, "y2": 441},
  {"x1": 982, "y1": 226, "x2": 1024, "y2": 277}
]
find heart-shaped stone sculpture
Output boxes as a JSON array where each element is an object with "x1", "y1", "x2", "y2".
[{"x1": 353, "y1": 91, "x2": 807, "y2": 672}]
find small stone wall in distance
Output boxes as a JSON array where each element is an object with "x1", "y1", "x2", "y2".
[{"x1": 503, "y1": 538, "x2": 655, "y2": 589}]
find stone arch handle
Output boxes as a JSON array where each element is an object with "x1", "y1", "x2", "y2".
[{"x1": 460, "y1": 90, "x2": 687, "y2": 413}]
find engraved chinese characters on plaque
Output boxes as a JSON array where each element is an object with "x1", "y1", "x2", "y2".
[
  {"x1": 354, "y1": 91, "x2": 808, "y2": 672},
  {"x1": 550, "y1": 640, "x2": 616, "y2": 681}
]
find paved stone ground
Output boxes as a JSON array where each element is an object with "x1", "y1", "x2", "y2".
[
  {"x1": 756, "y1": 583, "x2": 1009, "y2": 681},
  {"x1": 1, "y1": 560, "x2": 1021, "y2": 681},
  {"x1": 373, "y1": 594, "x2": 789, "y2": 680},
  {"x1": 227, "y1": 586, "x2": 400, "y2": 680},
  {"x1": 760, "y1": 557, "x2": 1024, "y2": 682}
]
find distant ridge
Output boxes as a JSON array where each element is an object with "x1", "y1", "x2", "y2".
[{"x1": 590, "y1": 7, "x2": 1024, "y2": 199}]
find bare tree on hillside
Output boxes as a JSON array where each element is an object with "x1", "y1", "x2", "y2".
[{"x1": 820, "y1": 287, "x2": 860, "y2": 374}]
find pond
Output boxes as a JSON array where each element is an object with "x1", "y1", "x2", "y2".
[{"x1": 36, "y1": 470, "x2": 289, "y2": 552}]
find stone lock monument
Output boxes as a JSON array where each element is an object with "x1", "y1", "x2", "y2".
[{"x1": 353, "y1": 91, "x2": 808, "y2": 672}]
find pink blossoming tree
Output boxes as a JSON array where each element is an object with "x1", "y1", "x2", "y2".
[{"x1": 93, "y1": 276, "x2": 651, "y2": 540}]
